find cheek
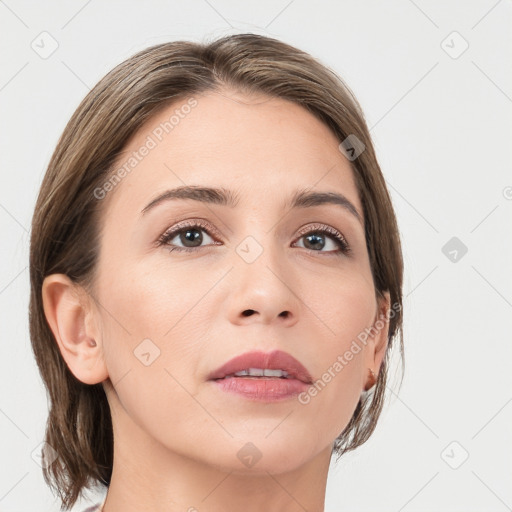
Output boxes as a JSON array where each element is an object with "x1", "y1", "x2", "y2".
[
  {"x1": 294, "y1": 269, "x2": 376, "y2": 426},
  {"x1": 97, "y1": 264, "x2": 210, "y2": 449},
  {"x1": 101, "y1": 254, "x2": 213, "y2": 339},
  {"x1": 305, "y1": 262, "x2": 377, "y2": 344},
  {"x1": 97, "y1": 257, "x2": 214, "y2": 406}
]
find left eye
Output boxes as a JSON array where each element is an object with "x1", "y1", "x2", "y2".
[
  {"x1": 294, "y1": 232, "x2": 342, "y2": 252},
  {"x1": 293, "y1": 223, "x2": 350, "y2": 255}
]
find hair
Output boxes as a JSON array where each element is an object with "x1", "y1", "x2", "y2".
[{"x1": 29, "y1": 32, "x2": 404, "y2": 509}]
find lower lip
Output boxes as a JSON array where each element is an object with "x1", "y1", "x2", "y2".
[{"x1": 211, "y1": 376, "x2": 310, "y2": 401}]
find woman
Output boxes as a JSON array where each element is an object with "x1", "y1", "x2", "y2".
[{"x1": 30, "y1": 33, "x2": 404, "y2": 512}]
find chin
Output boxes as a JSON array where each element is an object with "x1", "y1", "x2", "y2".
[{"x1": 199, "y1": 435, "x2": 319, "y2": 475}]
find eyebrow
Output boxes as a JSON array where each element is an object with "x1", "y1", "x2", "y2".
[{"x1": 141, "y1": 185, "x2": 362, "y2": 224}]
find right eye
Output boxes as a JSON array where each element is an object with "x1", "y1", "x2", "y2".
[{"x1": 157, "y1": 220, "x2": 220, "y2": 253}]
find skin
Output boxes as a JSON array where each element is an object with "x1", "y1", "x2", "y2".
[{"x1": 42, "y1": 88, "x2": 390, "y2": 512}]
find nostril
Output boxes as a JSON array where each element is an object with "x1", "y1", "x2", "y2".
[{"x1": 242, "y1": 309, "x2": 256, "y2": 317}]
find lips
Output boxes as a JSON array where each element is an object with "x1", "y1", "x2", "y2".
[{"x1": 208, "y1": 349, "x2": 313, "y2": 384}]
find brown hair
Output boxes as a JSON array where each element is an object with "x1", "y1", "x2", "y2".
[{"x1": 29, "y1": 33, "x2": 404, "y2": 509}]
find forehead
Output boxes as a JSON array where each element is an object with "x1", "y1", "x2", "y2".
[{"x1": 101, "y1": 88, "x2": 362, "y2": 220}]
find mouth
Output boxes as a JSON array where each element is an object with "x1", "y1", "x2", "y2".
[{"x1": 208, "y1": 349, "x2": 313, "y2": 384}]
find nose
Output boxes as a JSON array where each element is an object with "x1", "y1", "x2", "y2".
[{"x1": 224, "y1": 238, "x2": 301, "y2": 327}]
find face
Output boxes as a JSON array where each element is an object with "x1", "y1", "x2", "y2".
[{"x1": 86, "y1": 89, "x2": 389, "y2": 473}]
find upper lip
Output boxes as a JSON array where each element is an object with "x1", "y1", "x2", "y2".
[{"x1": 208, "y1": 349, "x2": 313, "y2": 384}]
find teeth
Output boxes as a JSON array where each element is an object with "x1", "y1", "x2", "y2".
[{"x1": 231, "y1": 368, "x2": 290, "y2": 378}]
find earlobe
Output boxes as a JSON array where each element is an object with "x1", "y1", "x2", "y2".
[{"x1": 41, "y1": 274, "x2": 107, "y2": 385}]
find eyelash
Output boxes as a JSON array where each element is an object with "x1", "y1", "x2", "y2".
[{"x1": 156, "y1": 219, "x2": 351, "y2": 256}]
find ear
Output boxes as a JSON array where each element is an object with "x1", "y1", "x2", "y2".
[
  {"x1": 363, "y1": 290, "x2": 391, "y2": 389},
  {"x1": 42, "y1": 273, "x2": 108, "y2": 385}
]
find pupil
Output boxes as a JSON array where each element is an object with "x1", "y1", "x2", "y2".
[
  {"x1": 181, "y1": 229, "x2": 202, "y2": 247},
  {"x1": 304, "y1": 233, "x2": 324, "y2": 250}
]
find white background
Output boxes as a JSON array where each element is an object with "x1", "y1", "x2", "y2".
[{"x1": 1, "y1": 1, "x2": 511, "y2": 511}]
